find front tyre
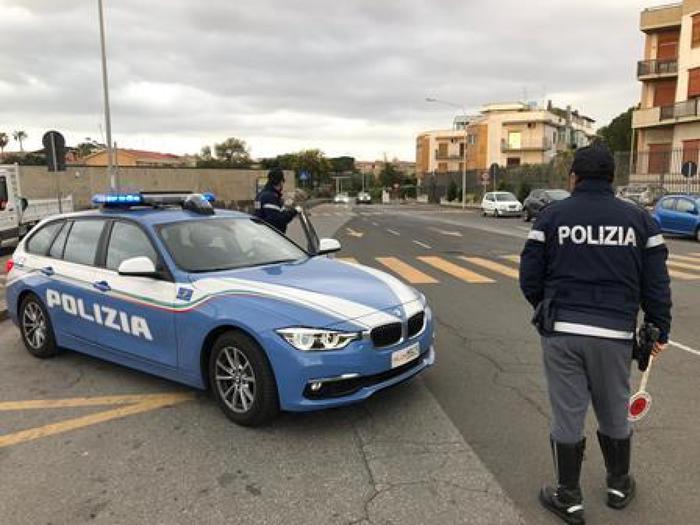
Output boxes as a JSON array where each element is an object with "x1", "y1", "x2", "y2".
[
  {"x1": 209, "y1": 331, "x2": 280, "y2": 427},
  {"x1": 20, "y1": 294, "x2": 60, "y2": 358}
]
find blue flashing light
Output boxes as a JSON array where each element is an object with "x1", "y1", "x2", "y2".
[
  {"x1": 202, "y1": 192, "x2": 216, "y2": 203},
  {"x1": 92, "y1": 193, "x2": 144, "y2": 206}
]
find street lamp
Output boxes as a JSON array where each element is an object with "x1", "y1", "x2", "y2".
[
  {"x1": 425, "y1": 97, "x2": 468, "y2": 210},
  {"x1": 98, "y1": 0, "x2": 116, "y2": 190}
]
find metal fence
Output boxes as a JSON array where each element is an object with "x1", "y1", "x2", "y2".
[{"x1": 624, "y1": 149, "x2": 700, "y2": 193}]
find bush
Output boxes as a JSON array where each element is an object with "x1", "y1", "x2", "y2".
[
  {"x1": 517, "y1": 181, "x2": 532, "y2": 202},
  {"x1": 446, "y1": 180, "x2": 458, "y2": 202}
]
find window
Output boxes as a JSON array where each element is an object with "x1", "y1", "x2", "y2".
[
  {"x1": 26, "y1": 221, "x2": 63, "y2": 256},
  {"x1": 693, "y1": 14, "x2": 700, "y2": 48},
  {"x1": 661, "y1": 198, "x2": 676, "y2": 210},
  {"x1": 508, "y1": 131, "x2": 522, "y2": 149},
  {"x1": 437, "y1": 162, "x2": 448, "y2": 172},
  {"x1": 0, "y1": 176, "x2": 7, "y2": 210},
  {"x1": 507, "y1": 157, "x2": 521, "y2": 167},
  {"x1": 106, "y1": 222, "x2": 158, "y2": 271},
  {"x1": 689, "y1": 68, "x2": 700, "y2": 99},
  {"x1": 677, "y1": 199, "x2": 696, "y2": 213},
  {"x1": 654, "y1": 80, "x2": 676, "y2": 106},
  {"x1": 49, "y1": 222, "x2": 70, "y2": 259},
  {"x1": 648, "y1": 143, "x2": 672, "y2": 174},
  {"x1": 63, "y1": 220, "x2": 105, "y2": 266},
  {"x1": 159, "y1": 218, "x2": 306, "y2": 273},
  {"x1": 657, "y1": 30, "x2": 679, "y2": 59}
]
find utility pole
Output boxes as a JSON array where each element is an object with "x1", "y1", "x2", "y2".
[{"x1": 98, "y1": 0, "x2": 116, "y2": 191}]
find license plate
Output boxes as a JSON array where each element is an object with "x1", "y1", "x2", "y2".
[{"x1": 391, "y1": 343, "x2": 420, "y2": 369}]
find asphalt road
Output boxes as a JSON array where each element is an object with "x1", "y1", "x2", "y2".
[{"x1": 327, "y1": 203, "x2": 700, "y2": 525}]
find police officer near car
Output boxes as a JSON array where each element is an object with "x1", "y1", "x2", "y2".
[
  {"x1": 254, "y1": 167, "x2": 297, "y2": 234},
  {"x1": 519, "y1": 143, "x2": 672, "y2": 524}
]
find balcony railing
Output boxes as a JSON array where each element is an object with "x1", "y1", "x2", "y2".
[
  {"x1": 435, "y1": 152, "x2": 463, "y2": 160},
  {"x1": 637, "y1": 58, "x2": 677, "y2": 78},
  {"x1": 501, "y1": 137, "x2": 552, "y2": 152},
  {"x1": 659, "y1": 99, "x2": 699, "y2": 120}
]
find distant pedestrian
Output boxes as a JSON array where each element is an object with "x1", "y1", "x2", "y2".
[
  {"x1": 254, "y1": 167, "x2": 297, "y2": 234},
  {"x1": 519, "y1": 143, "x2": 672, "y2": 524}
]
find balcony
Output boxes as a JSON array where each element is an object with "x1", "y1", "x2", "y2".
[
  {"x1": 632, "y1": 99, "x2": 700, "y2": 129},
  {"x1": 501, "y1": 137, "x2": 552, "y2": 152},
  {"x1": 640, "y1": 3, "x2": 682, "y2": 32},
  {"x1": 435, "y1": 152, "x2": 463, "y2": 160},
  {"x1": 637, "y1": 58, "x2": 677, "y2": 79}
]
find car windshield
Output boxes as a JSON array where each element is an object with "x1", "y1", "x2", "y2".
[
  {"x1": 495, "y1": 193, "x2": 518, "y2": 202},
  {"x1": 159, "y1": 217, "x2": 307, "y2": 273},
  {"x1": 545, "y1": 190, "x2": 570, "y2": 200}
]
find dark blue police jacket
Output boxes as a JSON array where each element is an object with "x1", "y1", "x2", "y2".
[
  {"x1": 254, "y1": 185, "x2": 296, "y2": 234},
  {"x1": 520, "y1": 179, "x2": 672, "y2": 343}
]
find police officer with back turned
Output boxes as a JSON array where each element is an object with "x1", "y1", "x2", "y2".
[
  {"x1": 255, "y1": 167, "x2": 297, "y2": 234},
  {"x1": 519, "y1": 143, "x2": 672, "y2": 524}
]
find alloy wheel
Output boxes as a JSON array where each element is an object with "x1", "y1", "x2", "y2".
[
  {"x1": 215, "y1": 346, "x2": 257, "y2": 414},
  {"x1": 22, "y1": 302, "x2": 47, "y2": 350}
]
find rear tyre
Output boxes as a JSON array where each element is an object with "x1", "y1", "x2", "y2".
[
  {"x1": 19, "y1": 294, "x2": 60, "y2": 359},
  {"x1": 209, "y1": 330, "x2": 280, "y2": 427}
]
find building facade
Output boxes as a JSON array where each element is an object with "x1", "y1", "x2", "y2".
[
  {"x1": 631, "y1": 0, "x2": 700, "y2": 190},
  {"x1": 356, "y1": 159, "x2": 416, "y2": 177},
  {"x1": 416, "y1": 101, "x2": 595, "y2": 184},
  {"x1": 81, "y1": 148, "x2": 193, "y2": 167}
]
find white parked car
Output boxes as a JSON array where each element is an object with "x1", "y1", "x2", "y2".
[
  {"x1": 333, "y1": 193, "x2": 352, "y2": 204},
  {"x1": 481, "y1": 192, "x2": 523, "y2": 218}
]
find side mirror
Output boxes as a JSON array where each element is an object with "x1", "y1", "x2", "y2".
[
  {"x1": 118, "y1": 256, "x2": 158, "y2": 277},
  {"x1": 20, "y1": 198, "x2": 28, "y2": 212},
  {"x1": 318, "y1": 238, "x2": 341, "y2": 255}
]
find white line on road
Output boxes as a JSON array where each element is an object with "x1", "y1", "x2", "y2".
[
  {"x1": 412, "y1": 240, "x2": 432, "y2": 249},
  {"x1": 386, "y1": 229, "x2": 400, "y2": 236},
  {"x1": 371, "y1": 222, "x2": 379, "y2": 227},
  {"x1": 516, "y1": 226, "x2": 531, "y2": 232},
  {"x1": 669, "y1": 340, "x2": 700, "y2": 357}
]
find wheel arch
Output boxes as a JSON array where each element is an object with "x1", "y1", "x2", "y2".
[{"x1": 199, "y1": 324, "x2": 274, "y2": 391}]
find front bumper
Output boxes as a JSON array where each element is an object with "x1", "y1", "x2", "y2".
[
  {"x1": 497, "y1": 208, "x2": 522, "y2": 216},
  {"x1": 260, "y1": 317, "x2": 435, "y2": 411}
]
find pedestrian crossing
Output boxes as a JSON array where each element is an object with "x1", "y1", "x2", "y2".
[{"x1": 335, "y1": 252, "x2": 700, "y2": 286}]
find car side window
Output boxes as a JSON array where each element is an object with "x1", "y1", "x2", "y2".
[
  {"x1": 49, "y1": 221, "x2": 71, "y2": 259},
  {"x1": 63, "y1": 220, "x2": 106, "y2": 266},
  {"x1": 25, "y1": 221, "x2": 63, "y2": 256},
  {"x1": 661, "y1": 198, "x2": 676, "y2": 211},
  {"x1": 677, "y1": 199, "x2": 695, "y2": 214},
  {"x1": 106, "y1": 221, "x2": 158, "y2": 271}
]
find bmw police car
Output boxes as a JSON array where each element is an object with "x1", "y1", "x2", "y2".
[{"x1": 5, "y1": 192, "x2": 435, "y2": 426}]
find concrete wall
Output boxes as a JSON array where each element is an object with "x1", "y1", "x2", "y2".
[{"x1": 15, "y1": 166, "x2": 294, "y2": 210}]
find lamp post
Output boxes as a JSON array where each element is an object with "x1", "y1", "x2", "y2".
[
  {"x1": 425, "y1": 97, "x2": 468, "y2": 210},
  {"x1": 98, "y1": 0, "x2": 117, "y2": 190}
]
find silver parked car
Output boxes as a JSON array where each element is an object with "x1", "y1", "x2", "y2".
[{"x1": 616, "y1": 185, "x2": 666, "y2": 206}]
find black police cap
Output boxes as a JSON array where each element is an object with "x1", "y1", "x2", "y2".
[
  {"x1": 268, "y1": 167, "x2": 285, "y2": 185},
  {"x1": 570, "y1": 143, "x2": 615, "y2": 180}
]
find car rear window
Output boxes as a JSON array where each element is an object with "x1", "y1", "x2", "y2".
[
  {"x1": 63, "y1": 220, "x2": 105, "y2": 266},
  {"x1": 26, "y1": 221, "x2": 63, "y2": 256}
]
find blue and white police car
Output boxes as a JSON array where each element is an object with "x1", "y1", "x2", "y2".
[{"x1": 5, "y1": 192, "x2": 435, "y2": 426}]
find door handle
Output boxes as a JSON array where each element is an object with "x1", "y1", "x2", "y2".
[
  {"x1": 93, "y1": 281, "x2": 111, "y2": 293},
  {"x1": 41, "y1": 266, "x2": 54, "y2": 276}
]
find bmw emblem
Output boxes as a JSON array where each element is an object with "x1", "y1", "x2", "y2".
[{"x1": 393, "y1": 308, "x2": 403, "y2": 318}]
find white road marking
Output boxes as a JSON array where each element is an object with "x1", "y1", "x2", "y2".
[
  {"x1": 431, "y1": 228, "x2": 463, "y2": 237},
  {"x1": 412, "y1": 240, "x2": 432, "y2": 249},
  {"x1": 516, "y1": 226, "x2": 531, "y2": 232},
  {"x1": 371, "y1": 222, "x2": 379, "y2": 227},
  {"x1": 346, "y1": 228, "x2": 364, "y2": 238},
  {"x1": 669, "y1": 340, "x2": 700, "y2": 357},
  {"x1": 386, "y1": 229, "x2": 401, "y2": 236}
]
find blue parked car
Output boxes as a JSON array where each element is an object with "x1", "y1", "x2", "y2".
[
  {"x1": 5, "y1": 192, "x2": 435, "y2": 426},
  {"x1": 652, "y1": 194, "x2": 700, "y2": 242}
]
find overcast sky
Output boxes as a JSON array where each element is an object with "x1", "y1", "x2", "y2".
[{"x1": 1, "y1": 0, "x2": 648, "y2": 161}]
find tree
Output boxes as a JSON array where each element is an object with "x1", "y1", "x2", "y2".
[
  {"x1": 75, "y1": 138, "x2": 105, "y2": 158},
  {"x1": 214, "y1": 137, "x2": 251, "y2": 167},
  {"x1": 378, "y1": 160, "x2": 403, "y2": 188},
  {"x1": 292, "y1": 149, "x2": 331, "y2": 185},
  {"x1": 12, "y1": 130, "x2": 27, "y2": 152},
  {"x1": 597, "y1": 108, "x2": 633, "y2": 153},
  {"x1": 0, "y1": 132, "x2": 8, "y2": 157},
  {"x1": 199, "y1": 145, "x2": 213, "y2": 161}
]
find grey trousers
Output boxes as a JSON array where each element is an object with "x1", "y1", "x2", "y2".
[{"x1": 542, "y1": 335, "x2": 633, "y2": 443}]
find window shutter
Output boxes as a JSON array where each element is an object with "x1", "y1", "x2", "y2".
[
  {"x1": 689, "y1": 68, "x2": 700, "y2": 98},
  {"x1": 693, "y1": 15, "x2": 700, "y2": 48}
]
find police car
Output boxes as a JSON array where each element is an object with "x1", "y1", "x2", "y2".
[{"x1": 5, "y1": 192, "x2": 435, "y2": 426}]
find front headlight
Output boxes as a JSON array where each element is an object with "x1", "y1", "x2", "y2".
[{"x1": 276, "y1": 328, "x2": 362, "y2": 351}]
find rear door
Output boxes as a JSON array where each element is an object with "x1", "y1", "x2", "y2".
[
  {"x1": 675, "y1": 198, "x2": 698, "y2": 235},
  {"x1": 657, "y1": 197, "x2": 678, "y2": 232}
]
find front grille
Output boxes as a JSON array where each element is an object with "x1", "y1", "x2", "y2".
[
  {"x1": 370, "y1": 322, "x2": 402, "y2": 348},
  {"x1": 407, "y1": 311, "x2": 425, "y2": 338},
  {"x1": 303, "y1": 352, "x2": 426, "y2": 399}
]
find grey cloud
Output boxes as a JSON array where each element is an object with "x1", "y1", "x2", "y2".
[{"x1": 0, "y1": 0, "x2": 644, "y2": 158}]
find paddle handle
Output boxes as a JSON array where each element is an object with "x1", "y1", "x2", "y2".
[{"x1": 639, "y1": 355, "x2": 654, "y2": 393}]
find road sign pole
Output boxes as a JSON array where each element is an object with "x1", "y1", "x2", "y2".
[
  {"x1": 50, "y1": 134, "x2": 62, "y2": 213},
  {"x1": 98, "y1": 0, "x2": 116, "y2": 191}
]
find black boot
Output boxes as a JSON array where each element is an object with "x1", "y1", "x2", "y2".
[
  {"x1": 539, "y1": 437, "x2": 586, "y2": 525},
  {"x1": 597, "y1": 431, "x2": 635, "y2": 509}
]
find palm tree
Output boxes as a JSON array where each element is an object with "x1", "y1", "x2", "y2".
[
  {"x1": 0, "y1": 132, "x2": 8, "y2": 158},
  {"x1": 12, "y1": 130, "x2": 27, "y2": 152}
]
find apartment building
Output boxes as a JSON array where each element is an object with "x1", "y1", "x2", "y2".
[
  {"x1": 356, "y1": 159, "x2": 416, "y2": 177},
  {"x1": 81, "y1": 148, "x2": 193, "y2": 167},
  {"x1": 416, "y1": 101, "x2": 595, "y2": 182},
  {"x1": 631, "y1": 1, "x2": 700, "y2": 189}
]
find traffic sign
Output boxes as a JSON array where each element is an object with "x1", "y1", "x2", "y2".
[
  {"x1": 682, "y1": 160, "x2": 697, "y2": 178},
  {"x1": 42, "y1": 130, "x2": 66, "y2": 172},
  {"x1": 299, "y1": 170, "x2": 310, "y2": 181},
  {"x1": 481, "y1": 172, "x2": 490, "y2": 184}
]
